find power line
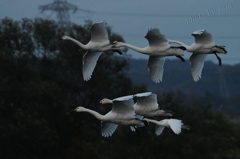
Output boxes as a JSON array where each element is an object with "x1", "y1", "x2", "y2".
[
  {"x1": 75, "y1": 8, "x2": 240, "y2": 18},
  {"x1": 122, "y1": 34, "x2": 240, "y2": 39}
]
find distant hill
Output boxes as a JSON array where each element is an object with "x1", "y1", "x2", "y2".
[{"x1": 125, "y1": 58, "x2": 240, "y2": 97}]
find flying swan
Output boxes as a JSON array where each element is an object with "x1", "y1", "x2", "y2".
[
  {"x1": 168, "y1": 29, "x2": 227, "y2": 82},
  {"x1": 134, "y1": 92, "x2": 174, "y2": 118},
  {"x1": 61, "y1": 21, "x2": 122, "y2": 81},
  {"x1": 73, "y1": 95, "x2": 148, "y2": 137},
  {"x1": 112, "y1": 28, "x2": 185, "y2": 83}
]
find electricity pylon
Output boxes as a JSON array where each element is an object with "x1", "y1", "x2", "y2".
[{"x1": 39, "y1": 0, "x2": 78, "y2": 30}]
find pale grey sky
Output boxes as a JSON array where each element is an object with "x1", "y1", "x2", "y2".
[{"x1": 1, "y1": 0, "x2": 240, "y2": 65}]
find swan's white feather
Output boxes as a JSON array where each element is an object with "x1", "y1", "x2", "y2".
[
  {"x1": 89, "y1": 21, "x2": 109, "y2": 43},
  {"x1": 130, "y1": 126, "x2": 136, "y2": 132},
  {"x1": 190, "y1": 54, "x2": 207, "y2": 81},
  {"x1": 112, "y1": 95, "x2": 134, "y2": 114},
  {"x1": 168, "y1": 119, "x2": 182, "y2": 134},
  {"x1": 82, "y1": 51, "x2": 102, "y2": 81},
  {"x1": 192, "y1": 29, "x2": 214, "y2": 45},
  {"x1": 134, "y1": 92, "x2": 158, "y2": 110},
  {"x1": 101, "y1": 121, "x2": 118, "y2": 137},
  {"x1": 147, "y1": 56, "x2": 165, "y2": 83},
  {"x1": 145, "y1": 28, "x2": 168, "y2": 47},
  {"x1": 155, "y1": 125, "x2": 165, "y2": 136},
  {"x1": 134, "y1": 92, "x2": 152, "y2": 97}
]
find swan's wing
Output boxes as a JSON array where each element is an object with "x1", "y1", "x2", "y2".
[
  {"x1": 189, "y1": 53, "x2": 207, "y2": 82},
  {"x1": 155, "y1": 125, "x2": 165, "y2": 136},
  {"x1": 82, "y1": 51, "x2": 102, "y2": 81},
  {"x1": 112, "y1": 95, "x2": 134, "y2": 114},
  {"x1": 101, "y1": 121, "x2": 118, "y2": 137},
  {"x1": 130, "y1": 126, "x2": 136, "y2": 132},
  {"x1": 168, "y1": 119, "x2": 182, "y2": 134},
  {"x1": 191, "y1": 29, "x2": 214, "y2": 45},
  {"x1": 89, "y1": 21, "x2": 109, "y2": 43},
  {"x1": 134, "y1": 92, "x2": 159, "y2": 109},
  {"x1": 145, "y1": 28, "x2": 168, "y2": 47},
  {"x1": 135, "y1": 114, "x2": 144, "y2": 120},
  {"x1": 147, "y1": 55, "x2": 165, "y2": 83}
]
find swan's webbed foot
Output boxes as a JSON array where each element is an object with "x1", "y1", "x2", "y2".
[
  {"x1": 175, "y1": 55, "x2": 185, "y2": 62},
  {"x1": 115, "y1": 50, "x2": 122, "y2": 55}
]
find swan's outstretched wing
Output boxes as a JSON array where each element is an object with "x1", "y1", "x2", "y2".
[
  {"x1": 112, "y1": 95, "x2": 134, "y2": 114},
  {"x1": 82, "y1": 51, "x2": 102, "y2": 81},
  {"x1": 190, "y1": 53, "x2": 207, "y2": 82},
  {"x1": 155, "y1": 125, "x2": 165, "y2": 136},
  {"x1": 192, "y1": 29, "x2": 214, "y2": 45},
  {"x1": 147, "y1": 55, "x2": 165, "y2": 83},
  {"x1": 134, "y1": 92, "x2": 159, "y2": 110},
  {"x1": 130, "y1": 126, "x2": 136, "y2": 132},
  {"x1": 145, "y1": 28, "x2": 168, "y2": 47},
  {"x1": 89, "y1": 21, "x2": 109, "y2": 43},
  {"x1": 101, "y1": 121, "x2": 118, "y2": 137},
  {"x1": 168, "y1": 119, "x2": 182, "y2": 134}
]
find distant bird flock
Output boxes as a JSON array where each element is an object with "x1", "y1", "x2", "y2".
[{"x1": 61, "y1": 21, "x2": 227, "y2": 137}]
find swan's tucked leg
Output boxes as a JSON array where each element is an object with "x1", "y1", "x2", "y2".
[
  {"x1": 214, "y1": 53, "x2": 222, "y2": 66},
  {"x1": 114, "y1": 49, "x2": 123, "y2": 55},
  {"x1": 175, "y1": 55, "x2": 185, "y2": 62}
]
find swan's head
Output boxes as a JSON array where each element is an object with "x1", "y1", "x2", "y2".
[
  {"x1": 100, "y1": 98, "x2": 113, "y2": 104},
  {"x1": 111, "y1": 41, "x2": 124, "y2": 48},
  {"x1": 72, "y1": 106, "x2": 85, "y2": 112},
  {"x1": 61, "y1": 35, "x2": 69, "y2": 40},
  {"x1": 111, "y1": 41, "x2": 118, "y2": 48}
]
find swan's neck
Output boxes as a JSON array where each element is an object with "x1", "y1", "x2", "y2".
[
  {"x1": 144, "y1": 118, "x2": 161, "y2": 125},
  {"x1": 81, "y1": 107, "x2": 105, "y2": 121},
  {"x1": 168, "y1": 39, "x2": 189, "y2": 50},
  {"x1": 118, "y1": 42, "x2": 146, "y2": 54},
  {"x1": 65, "y1": 36, "x2": 88, "y2": 50},
  {"x1": 145, "y1": 118, "x2": 168, "y2": 127}
]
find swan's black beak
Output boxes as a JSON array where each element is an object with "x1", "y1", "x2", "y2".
[{"x1": 71, "y1": 109, "x2": 76, "y2": 112}]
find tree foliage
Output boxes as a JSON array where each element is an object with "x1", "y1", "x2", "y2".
[{"x1": 0, "y1": 18, "x2": 239, "y2": 159}]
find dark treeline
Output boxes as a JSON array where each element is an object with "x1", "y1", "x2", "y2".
[{"x1": 0, "y1": 18, "x2": 239, "y2": 159}]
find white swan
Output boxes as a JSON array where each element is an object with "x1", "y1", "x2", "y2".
[
  {"x1": 168, "y1": 29, "x2": 227, "y2": 81},
  {"x1": 73, "y1": 95, "x2": 148, "y2": 137},
  {"x1": 61, "y1": 21, "x2": 122, "y2": 81},
  {"x1": 112, "y1": 28, "x2": 185, "y2": 83},
  {"x1": 144, "y1": 118, "x2": 190, "y2": 135},
  {"x1": 134, "y1": 92, "x2": 174, "y2": 118}
]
